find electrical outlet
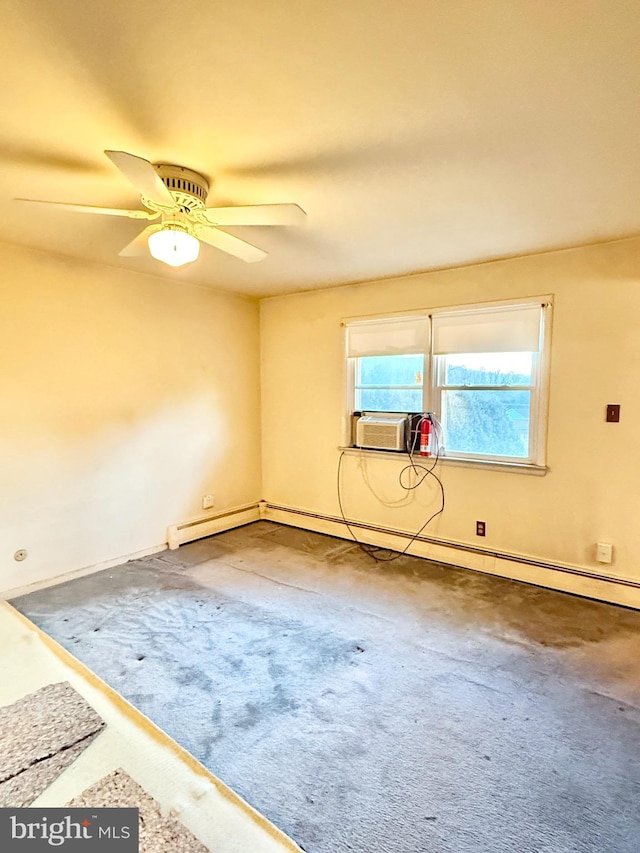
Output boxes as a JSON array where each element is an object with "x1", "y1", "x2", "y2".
[
  {"x1": 476, "y1": 521, "x2": 486, "y2": 537},
  {"x1": 606, "y1": 404, "x2": 620, "y2": 423},
  {"x1": 596, "y1": 542, "x2": 613, "y2": 563},
  {"x1": 202, "y1": 494, "x2": 215, "y2": 510}
]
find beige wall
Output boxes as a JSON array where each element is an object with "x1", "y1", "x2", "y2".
[
  {"x1": 4, "y1": 236, "x2": 639, "y2": 602},
  {"x1": 1, "y1": 243, "x2": 262, "y2": 592},
  {"x1": 260, "y1": 238, "x2": 640, "y2": 594}
]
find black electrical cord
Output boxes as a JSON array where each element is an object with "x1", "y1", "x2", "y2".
[{"x1": 337, "y1": 415, "x2": 445, "y2": 562}]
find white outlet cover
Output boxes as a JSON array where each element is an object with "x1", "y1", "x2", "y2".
[
  {"x1": 202, "y1": 495, "x2": 215, "y2": 510},
  {"x1": 596, "y1": 542, "x2": 613, "y2": 563}
]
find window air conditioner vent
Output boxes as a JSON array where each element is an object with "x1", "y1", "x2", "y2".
[{"x1": 355, "y1": 415, "x2": 408, "y2": 451}]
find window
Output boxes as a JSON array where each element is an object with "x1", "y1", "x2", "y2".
[
  {"x1": 348, "y1": 315, "x2": 428, "y2": 413},
  {"x1": 345, "y1": 300, "x2": 551, "y2": 466},
  {"x1": 355, "y1": 354, "x2": 424, "y2": 412}
]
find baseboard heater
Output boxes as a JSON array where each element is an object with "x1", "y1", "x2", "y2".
[
  {"x1": 167, "y1": 503, "x2": 260, "y2": 550},
  {"x1": 263, "y1": 502, "x2": 640, "y2": 594}
]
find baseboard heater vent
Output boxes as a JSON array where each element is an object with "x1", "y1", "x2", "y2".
[
  {"x1": 264, "y1": 502, "x2": 640, "y2": 594},
  {"x1": 167, "y1": 503, "x2": 260, "y2": 550}
]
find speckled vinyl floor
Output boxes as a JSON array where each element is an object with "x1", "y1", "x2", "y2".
[
  {"x1": 0, "y1": 682, "x2": 104, "y2": 806},
  {"x1": 11, "y1": 522, "x2": 640, "y2": 853}
]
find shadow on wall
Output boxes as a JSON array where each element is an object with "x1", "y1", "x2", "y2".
[{"x1": 0, "y1": 244, "x2": 261, "y2": 586}]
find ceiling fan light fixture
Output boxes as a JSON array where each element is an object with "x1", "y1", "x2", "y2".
[
  {"x1": 148, "y1": 225, "x2": 199, "y2": 267},
  {"x1": 18, "y1": 151, "x2": 306, "y2": 265}
]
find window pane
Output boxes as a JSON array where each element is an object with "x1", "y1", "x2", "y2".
[
  {"x1": 358, "y1": 355, "x2": 423, "y2": 387},
  {"x1": 356, "y1": 388, "x2": 423, "y2": 412},
  {"x1": 442, "y1": 390, "x2": 531, "y2": 458},
  {"x1": 444, "y1": 352, "x2": 533, "y2": 386}
]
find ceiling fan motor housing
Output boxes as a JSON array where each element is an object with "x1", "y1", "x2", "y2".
[{"x1": 154, "y1": 163, "x2": 209, "y2": 210}]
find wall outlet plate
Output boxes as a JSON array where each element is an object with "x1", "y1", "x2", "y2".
[
  {"x1": 606, "y1": 404, "x2": 620, "y2": 422},
  {"x1": 202, "y1": 494, "x2": 215, "y2": 510},
  {"x1": 596, "y1": 542, "x2": 613, "y2": 563},
  {"x1": 476, "y1": 521, "x2": 486, "y2": 537}
]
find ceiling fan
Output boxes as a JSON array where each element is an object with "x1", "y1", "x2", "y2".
[{"x1": 17, "y1": 150, "x2": 307, "y2": 267}]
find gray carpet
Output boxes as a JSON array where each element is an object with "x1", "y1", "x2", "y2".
[{"x1": 11, "y1": 522, "x2": 640, "y2": 853}]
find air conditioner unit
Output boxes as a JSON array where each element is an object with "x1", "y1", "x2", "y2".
[{"x1": 355, "y1": 414, "x2": 408, "y2": 451}]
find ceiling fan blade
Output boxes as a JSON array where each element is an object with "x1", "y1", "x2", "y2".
[
  {"x1": 105, "y1": 150, "x2": 175, "y2": 208},
  {"x1": 15, "y1": 199, "x2": 156, "y2": 219},
  {"x1": 197, "y1": 203, "x2": 307, "y2": 227},
  {"x1": 196, "y1": 225, "x2": 267, "y2": 263},
  {"x1": 119, "y1": 224, "x2": 163, "y2": 257}
]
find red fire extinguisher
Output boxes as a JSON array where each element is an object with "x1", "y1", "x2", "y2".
[{"x1": 420, "y1": 415, "x2": 432, "y2": 457}]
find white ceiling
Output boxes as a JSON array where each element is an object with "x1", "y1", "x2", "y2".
[{"x1": 1, "y1": 0, "x2": 639, "y2": 297}]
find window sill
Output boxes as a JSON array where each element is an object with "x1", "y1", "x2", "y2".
[{"x1": 338, "y1": 446, "x2": 548, "y2": 475}]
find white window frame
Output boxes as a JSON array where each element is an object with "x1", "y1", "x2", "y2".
[
  {"x1": 431, "y1": 349, "x2": 542, "y2": 465},
  {"x1": 344, "y1": 297, "x2": 552, "y2": 469}
]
